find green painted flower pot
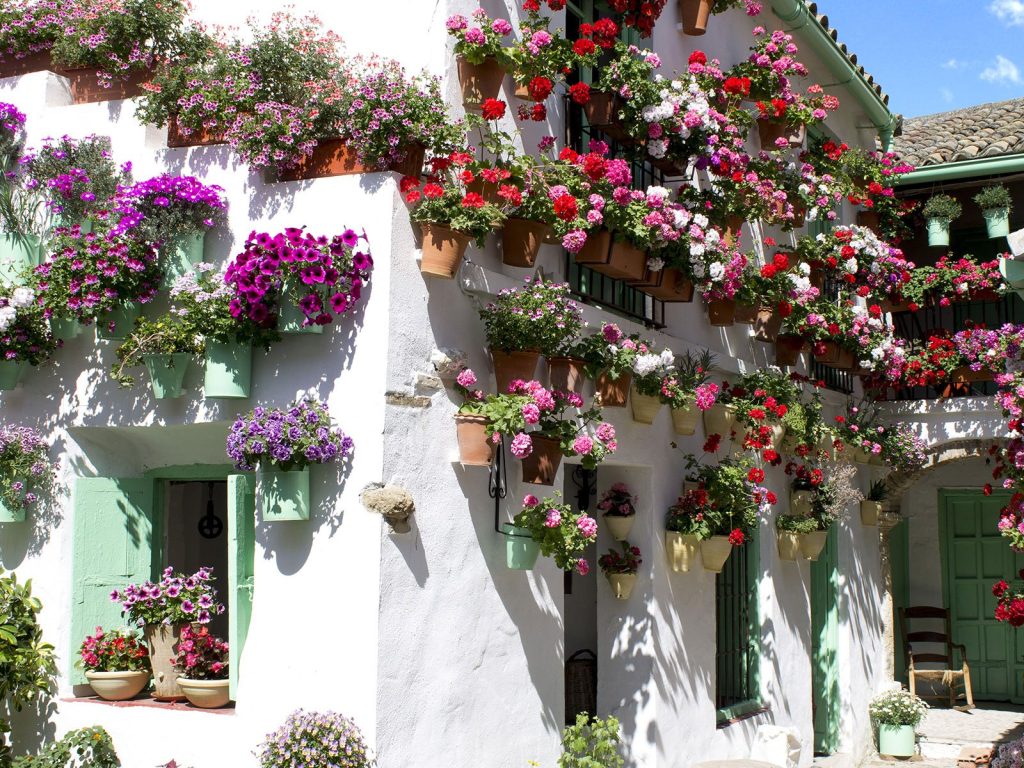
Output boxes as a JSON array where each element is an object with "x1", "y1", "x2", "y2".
[
  {"x1": 1001, "y1": 257, "x2": 1024, "y2": 288},
  {"x1": 0, "y1": 360, "x2": 26, "y2": 390},
  {"x1": 203, "y1": 342, "x2": 252, "y2": 399},
  {"x1": 0, "y1": 233, "x2": 41, "y2": 285},
  {"x1": 259, "y1": 468, "x2": 310, "y2": 521},
  {"x1": 984, "y1": 208, "x2": 1010, "y2": 239},
  {"x1": 50, "y1": 316, "x2": 82, "y2": 340},
  {"x1": 96, "y1": 303, "x2": 140, "y2": 340},
  {"x1": 926, "y1": 218, "x2": 949, "y2": 247},
  {"x1": 142, "y1": 353, "x2": 192, "y2": 399},
  {"x1": 0, "y1": 497, "x2": 25, "y2": 523},
  {"x1": 503, "y1": 523, "x2": 540, "y2": 570},
  {"x1": 878, "y1": 724, "x2": 915, "y2": 757},
  {"x1": 278, "y1": 301, "x2": 323, "y2": 334},
  {"x1": 159, "y1": 232, "x2": 206, "y2": 289}
]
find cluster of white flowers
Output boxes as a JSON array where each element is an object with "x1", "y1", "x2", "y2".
[
  {"x1": 868, "y1": 687, "x2": 928, "y2": 727},
  {"x1": 0, "y1": 287, "x2": 33, "y2": 332},
  {"x1": 632, "y1": 348, "x2": 675, "y2": 377}
]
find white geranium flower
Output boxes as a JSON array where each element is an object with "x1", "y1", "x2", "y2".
[
  {"x1": 709, "y1": 262, "x2": 725, "y2": 281},
  {"x1": 693, "y1": 213, "x2": 709, "y2": 229},
  {"x1": 10, "y1": 287, "x2": 33, "y2": 308},
  {"x1": 0, "y1": 306, "x2": 16, "y2": 332},
  {"x1": 632, "y1": 353, "x2": 663, "y2": 377},
  {"x1": 646, "y1": 256, "x2": 665, "y2": 271},
  {"x1": 844, "y1": 258, "x2": 858, "y2": 274}
]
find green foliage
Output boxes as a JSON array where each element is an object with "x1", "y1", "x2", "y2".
[
  {"x1": 558, "y1": 713, "x2": 624, "y2": 768},
  {"x1": 22, "y1": 135, "x2": 127, "y2": 223},
  {"x1": 0, "y1": 569, "x2": 56, "y2": 713},
  {"x1": 776, "y1": 515, "x2": 820, "y2": 534},
  {"x1": 921, "y1": 193, "x2": 961, "y2": 223},
  {"x1": 12, "y1": 726, "x2": 120, "y2": 768},
  {"x1": 110, "y1": 314, "x2": 202, "y2": 388},
  {"x1": 867, "y1": 479, "x2": 888, "y2": 502},
  {"x1": 0, "y1": 180, "x2": 47, "y2": 241},
  {"x1": 974, "y1": 184, "x2": 1013, "y2": 213},
  {"x1": 479, "y1": 278, "x2": 582, "y2": 355},
  {"x1": 513, "y1": 493, "x2": 596, "y2": 572},
  {"x1": 169, "y1": 265, "x2": 279, "y2": 350}
]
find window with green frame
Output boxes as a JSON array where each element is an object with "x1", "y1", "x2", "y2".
[{"x1": 715, "y1": 532, "x2": 761, "y2": 721}]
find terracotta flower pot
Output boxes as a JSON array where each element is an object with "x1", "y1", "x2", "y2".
[
  {"x1": 666, "y1": 532, "x2": 699, "y2": 572},
  {"x1": 630, "y1": 386, "x2": 663, "y2": 424},
  {"x1": 703, "y1": 402, "x2": 736, "y2": 438},
  {"x1": 144, "y1": 623, "x2": 185, "y2": 701},
  {"x1": 520, "y1": 435, "x2": 562, "y2": 485},
  {"x1": 65, "y1": 65, "x2": 152, "y2": 103},
  {"x1": 604, "y1": 514, "x2": 635, "y2": 541},
  {"x1": 700, "y1": 536, "x2": 734, "y2": 573},
  {"x1": 466, "y1": 177, "x2": 503, "y2": 205},
  {"x1": 592, "y1": 240, "x2": 646, "y2": 281},
  {"x1": 775, "y1": 334, "x2": 805, "y2": 366},
  {"x1": 502, "y1": 218, "x2": 548, "y2": 268},
  {"x1": 166, "y1": 115, "x2": 227, "y2": 148},
  {"x1": 177, "y1": 677, "x2": 230, "y2": 709},
  {"x1": 777, "y1": 531, "x2": 800, "y2": 561},
  {"x1": 388, "y1": 143, "x2": 426, "y2": 178},
  {"x1": 877, "y1": 297, "x2": 912, "y2": 315},
  {"x1": 754, "y1": 307, "x2": 782, "y2": 343},
  {"x1": 491, "y1": 349, "x2": 540, "y2": 393},
  {"x1": 582, "y1": 92, "x2": 632, "y2": 142},
  {"x1": 596, "y1": 372, "x2": 631, "y2": 407},
  {"x1": 814, "y1": 341, "x2": 855, "y2": 371},
  {"x1": 757, "y1": 119, "x2": 792, "y2": 150},
  {"x1": 678, "y1": 0, "x2": 712, "y2": 35},
  {"x1": 706, "y1": 298, "x2": 736, "y2": 327},
  {"x1": 574, "y1": 229, "x2": 612, "y2": 265},
  {"x1": 274, "y1": 138, "x2": 370, "y2": 182},
  {"x1": 792, "y1": 204, "x2": 807, "y2": 228},
  {"x1": 723, "y1": 215, "x2": 744, "y2": 247},
  {"x1": 455, "y1": 414, "x2": 494, "y2": 466},
  {"x1": 735, "y1": 303, "x2": 758, "y2": 324},
  {"x1": 0, "y1": 50, "x2": 54, "y2": 79},
  {"x1": 632, "y1": 267, "x2": 694, "y2": 302},
  {"x1": 86, "y1": 670, "x2": 149, "y2": 701},
  {"x1": 546, "y1": 356, "x2": 586, "y2": 394},
  {"x1": 856, "y1": 210, "x2": 882, "y2": 235},
  {"x1": 860, "y1": 500, "x2": 881, "y2": 526},
  {"x1": 419, "y1": 223, "x2": 471, "y2": 279},
  {"x1": 671, "y1": 404, "x2": 700, "y2": 436},
  {"x1": 457, "y1": 56, "x2": 506, "y2": 111},
  {"x1": 606, "y1": 572, "x2": 637, "y2": 600},
  {"x1": 799, "y1": 530, "x2": 828, "y2": 561}
]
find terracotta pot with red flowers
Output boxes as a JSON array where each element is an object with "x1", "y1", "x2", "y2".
[
  {"x1": 574, "y1": 229, "x2": 613, "y2": 266},
  {"x1": 582, "y1": 91, "x2": 633, "y2": 142},
  {"x1": 678, "y1": 0, "x2": 713, "y2": 35},
  {"x1": 813, "y1": 340, "x2": 855, "y2": 371},
  {"x1": 500, "y1": 178, "x2": 556, "y2": 268},
  {"x1": 775, "y1": 334, "x2": 805, "y2": 367}
]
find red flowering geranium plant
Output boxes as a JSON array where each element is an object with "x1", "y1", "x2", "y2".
[
  {"x1": 675, "y1": 452, "x2": 768, "y2": 544},
  {"x1": 993, "y1": 569, "x2": 1024, "y2": 626},
  {"x1": 730, "y1": 368, "x2": 801, "y2": 461},
  {"x1": 173, "y1": 624, "x2": 228, "y2": 680},
  {"x1": 79, "y1": 627, "x2": 149, "y2": 673},
  {"x1": 404, "y1": 156, "x2": 506, "y2": 247}
]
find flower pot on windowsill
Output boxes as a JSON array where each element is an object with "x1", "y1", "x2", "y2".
[
  {"x1": 632, "y1": 267, "x2": 694, "y2": 302},
  {"x1": 419, "y1": 223, "x2": 471, "y2": 279},
  {"x1": 491, "y1": 349, "x2": 540, "y2": 394},
  {"x1": 671, "y1": 403, "x2": 699, "y2": 436},
  {"x1": 166, "y1": 115, "x2": 227, "y2": 148},
  {"x1": 630, "y1": 385, "x2": 662, "y2": 424},
  {"x1": 777, "y1": 531, "x2": 800, "y2": 561},
  {"x1": 455, "y1": 413, "x2": 494, "y2": 466},
  {"x1": 984, "y1": 207, "x2": 1011, "y2": 239},
  {"x1": 878, "y1": 724, "x2": 916, "y2": 758},
  {"x1": 457, "y1": 56, "x2": 506, "y2": 111},
  {"x1": 546, "y1": 356, "x2": 586, "y2": 394},
  {"x1": 258, "y1": 467, "x2": 310, "y2": 521},
  {"x1": 96, "y1": 303, "x2": 140, "y2": 340},
  {"x1": 666, "y1": 531, "x2": 699, "y2": 572},
  {"x1": 700, "y1": 536, "x2": 733, "y2": 573},
  {"x1": 503, "y1": 523, "x2": 540, "y2": 570},
  {"x1": 592, "y1": 239, "x2": 646, "y2": 281},
  {"x1": 177, "y1": 677, "x2": 230, "y2": 709},
  {"x1": 678, "y1": 0, "x2": 712, "y2": 34},
  {"x1": 604, "y1": 514, "x2": 635, "y2": 541},
  {"x1": 925, "y1": 217, "x2": 950, "y2": 247},
  {"x1": 799, "y1": 530, "x2": 828, "y2": 561},
  {"x1": 582, "y1": 91, "x2": 632, "y2": 142},
  {"x1": 143, "y1": 353, "x2": 192, "y2": 399},
  {"x1": 520, "y1": 435, "x2": 562, "y2": 485},
  {"x1": 0, "y1": 360, "x2": 26, "y2": 391},
  {"x1": 159, "y1": 232, "x2": 206, "y2": 289},
  {"x1": 144, "y1": 623, "x2": 185, "y2": 701},
  {"x1": 502, "y1": 218, "x2": 550, "y2": 268},
  {"x1": 860, "y1": 499, "x2": 881, "y2": 526},
  {"x1": 706, "y1": 298, "x2": 736, "y2": 327},
  {"x1": 64, "y1": 65, "x2": 153, "y2": 103},
  {"x1": 703, "y1": 402, "x2": 736, "y2": 439},
  {"x1": 278, "y1": 302, "x2": 324, "y2": 334},
  {"x1": 0, "y1": 232, "x2": 41, "y2": 285},
  {"x1": 86, "y1": 670, "x2": 149, "y2": 702},
  {"x1": 606, "y1": 572, "x2": 636, "y2": 600},
  {"x1": 574, "y1": 228, "x2": 612, "y2": 266},
  {"x1": 0, "y1": 50, "x2": 55, "y2": 79},
  {"x1": 775, "y1": 334, "x2": 805, "y2": 367},
  {"x1": 596, "y1": 372, "x2": 630, "y2": 407},
  {"x1": 204, "y1": 342, "x2": 252, "y2": 399}
]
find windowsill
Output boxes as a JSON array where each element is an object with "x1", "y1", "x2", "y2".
[
  {"x1": 62, "y1": 695, "x2": 235, "y2": 715},
  {"x1": 716, "y1": 700, "x2": 770, "y2": 727}
]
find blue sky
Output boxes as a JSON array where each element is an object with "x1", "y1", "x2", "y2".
[{"x1": 811, "y1": 0, "x2": 1024, "y2": 118}]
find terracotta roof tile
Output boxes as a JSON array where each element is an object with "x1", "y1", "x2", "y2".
[
  {"x1": 805, "y1": 3, "x2": 891, "y2": 109},
  {"x1": 892, "y1": 97, "x2": 1024, "y2": 167}
]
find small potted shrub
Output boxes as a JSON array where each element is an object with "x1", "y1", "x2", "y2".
[
  {"x1": 258, "y1": 710, "x2": 372, "y2": 768},
  {"x1": 629, "y1": 348, "x2": 675, "y2": 425},
  {"x1": 664, "y1": 489, "x2": 709, "y2": 573},
  {"x1": 110, "y1": 314, "x2": 202, "y2": 399},
  {"x1": 572, "y1": 323, "x2": 648, "y2": 407},
  {"x1": 560, "y1": 714, "x2": 624, "y2": 768},
  {"x1": 921, "y1": 194, "x2": 961, "y2": 247},
  {"x1": 862, "y1": 479, "x2": 886, "y2": 526},
  {"x1": 659, "y1": 349, "x2": 716, "y2": 436},
  {"x1": 775, "y1": 514, "x2": 818, "y2": 561},
  {"x1": 174, "y1": 624, "x2": 230, "y2": 709},
  {"x1": 869, "y1": 687, "x2": 927, "y2": 758},
  {"x1": 452, "y1": 367, "x2": 493, "y2": 467},
  {"x1": 446, "y1": 10, "x2": 513, "y2": 110},
  {"x1": 79, "y1": 627, "x2": 150, "y2": 701},
  {"x1": 111, "y1": 566, "x2": 225, "y2": 701},
  {"x1": 974, "y1": 184, "x2": 1013, "y2": 239},
  {"x1": 226, "y1": 399, "x2": 354, "y2": 521},
  {"x1": 511, "y1": 492, "x2": 596, "y2": 574},
  {"x1": 597, "y1": 483, "x2": 637, "y2": 541},
  {"x1": 479, "y1": 278, "x2": 582, "y2": 393},
  {"x1": 598, "y1": 542, "x2": 642, "y2": 600},
  {"x1": 0, "y1": 422, "x2": 56, "y2": 523},
  {"x1": 0, "y1": 284, "x2": 56, "y2": 390}
]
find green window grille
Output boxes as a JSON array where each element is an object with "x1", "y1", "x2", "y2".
[{"x1": 715, "y1": 534, "x2": 761, "y2": 720}]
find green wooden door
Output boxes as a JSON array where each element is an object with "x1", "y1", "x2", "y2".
[
  {"x1": 941, "y1": 490, "x2": 1024, "y2": 702},
  {"x1": 227, "y1": 474, "x2": 255, "y2": 699},
  {"x1": 812, "y1": 526, "x2": 840, "y2": 754},
  {"x1": 69, "y1": 477, "x2": 155, "y2": 683}
]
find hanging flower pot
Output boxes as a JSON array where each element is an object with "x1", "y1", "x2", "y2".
[
  {"x1": 166, "y1": 115, "x2": 228, "y2": 148},
  {"x1": 984, "y1": 208, "x2": 1011, "y2": 239},
  {"x1": 754, "y1": 306, "x2": 782, "y2": 343},
  {"x1": 0, "y1": 360, "x2": 26, "y2": 391},
  {"x1": 420, "y1": 223, "x2": 471, "y2": 279},
  {"x1": 678, "y1": 0, "x2": 712, "y2": 35},
  {"x1": 0, "y1": 496, "x2": 26, "y2": 523},
  {"x1": 592, "y1": 240, "x2": 646, "y2": 281},
  {"x1": 274, "y1": 138, "x2": 368, "y2": 182},
  {"x1": 792, "y1": 204, "x2": 807, "y2": 228},
  {"x1": 0, "y1": 50, "x2": 54, "y2": 79},
  {"x1": 50, "y1": 316, "x2": 82, "y2": 341},
  {"x1": 860, "y1": 499, "x2": 881, "y2": 526},
  {"x1": 856, "y1": 210, "x2": 882, "y2": 235},
  {"x1": 775, "y1": 334, "x2": 805, "y2": 367},
  {"x1": 159, "y1": 232, "x2": 206, "y2": 289},
  {"x1": 632, "y1": 267, "x2": 694, "y2": 302},
  {"x1": 204, "y1": 342, "x2": 252, "y2": 399},
  {"x1": 456, "y1": 56, "x2": 506, "y2": 111},
  {"x1": 813, "y1": 341, "x2": 854, "y2": 370},
  {"x1": 574, "y1": 229, "x2": 612, "y2": 266},
  {"x1": 278, "y1": 302, "x2": 324, "y2": 334},
  {"x1": 604, "y1": 514, "x2": 635, "y2": 541},
  {"x1": 665, "y1": 531, "x2": 699, "y2": 572},
  {"x1": 630, "y1": 386, "x2": 662, "y2": 424},
  {"x1": 503, "y1": 523, "x2": 541, "y2": 570},
  {"x1": 177, "y1": 678, "x2": 230, "y2": 709},
  {"x1": 258, "y1": 468, "x2": 310, "y2": 521},
  {"x1": 455, "y1": 414, "x2": 494, "y2": 466},
  {"x1": 86, "y1": 670, "x2": 150, "y2": 702},
  {"x1": 703, "y1": 402, "x2": 736, "y2": 438},
  {"x1": 142, "y1": 353, "x2": 192, "y2": 399},
  {"x1": 790, "y1": 489, "x2": 815, "y2": 517},
  {"x1": 96, "y1": 303, "x2": 140, "y2": 340},
  {"x1": 596, "y1": 372, "x2": 631, "y2": 407},
  {"x1": 700, "y1": 536, "x2": 733, "y2": 573},
  {"x1": 756, "y1": 119, "x2": 791, "y2": 150},
  {"x1": 1000, "y1": 256, "x2": 1024, "y2": 288},
  {"x1": 502, "y1": 219, "x2": 549, "y2": 268},
  {"x1": 671, "y1": 404, "x2": 699, "y2": 436},
  {"x1": 878, "y1": 724, "x2": 916, "y2": 758},
  {"x1": 65, "y1": 66, "x2": 152, "y2": 103},
  {"x1": 925, "y1": 218, "x2": 950, "y2": 247},
  {"x1": 799, "y1": 530, "x2": 828, "y2": 561},
  {"x1": 0, "y1": 232, "x2": 41, "y2": 285},
  {"x1": 491, "y1": 349, "x2": 540, "y2": 394},
  {"x1": 582, "y1": 92, "x2": 631, "y2": 142},
  {"x1": 520, "y1": 435, "x2": 562, "y2": 485},
  {"x1": 546, "y1": 357, "x2": 586, "y2": 394},
  {"x1": 735, "y1": 303, "x2": 758, "y2": 324},
  {"x1": 777, "y1": 531, "x2": 800, "y2": 561},
  {"x1": 144, "y1": 623, "x2": 185, "y2": 700},
  {"x1": 606, "y1": 572, "x2": 637, "y2": 600},
  {"x1": 723, "y1": 215, "x2": 744, "y2": 247},
  {"x1": 706, "y1": 298, "x2": 736, "y2": 327}
]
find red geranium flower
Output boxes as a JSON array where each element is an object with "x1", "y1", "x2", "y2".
[
  {"x1": 528, "y1": 76, "x2": 554, "y2": 102},
  {"x1": 569, "y1": 82, "x2": 591, "y2": 105},
  {"x1": 728, "y1": 529, "x2": 746, "y2": 546},
  {"x1": 461, "y1": 193, "x2": 486, "y2": 209},
  {"x1": 748, "y1": 467, "x2": 765, "y2": 483},
  {"x1": 573, "y1": 38, "x2": 596, "y2": 57},
  {"x1": 481, "y1": 98, "x2": 507, "y2": 121},
  {"x1": 553, "y1": 194, "x2": 578, "y2": 221},
  {"x1": 688, "y1": 50, "x2": 707, "y2": 66}
]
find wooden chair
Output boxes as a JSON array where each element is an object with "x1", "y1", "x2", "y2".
[{"x1": 899, "y1": 606, "x2": 974, "y2": 710}]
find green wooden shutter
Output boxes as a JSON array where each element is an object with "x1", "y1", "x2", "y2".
[
  {"x1": 69, "y1": 477, "x2": 155, "y2": 683},
  {"x1": 812, "y1": 526, "x2": 840, "y2": 754},
  {"x1": 227, "y1": 474, "x2": 255, "y2": 700}
]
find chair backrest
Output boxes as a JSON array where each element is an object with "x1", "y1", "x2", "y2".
[{"x1": 899, "y1": 606, "x2": 955, "y2": 667}]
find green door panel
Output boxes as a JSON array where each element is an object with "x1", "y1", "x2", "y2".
[
  {"x1": 812, "y1": 525, "x2": 840, "y2": 754},
  {"x1": 227, "y1": 474, "x2": 255, "y2": 700},
  {"x1": 69, "y1": 477, "x2": 155, "y2": 683}
]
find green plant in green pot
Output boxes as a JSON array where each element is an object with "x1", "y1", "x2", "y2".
[
  {"x1": 0, "y1": 172, "x2": 47, "y2": 287},
  {"x1": 974, "y1": 184, "x2": 1013, "y2": 240},
  {"x1": 921, "y1": 193, "x2": 961, "y2": 248},
  {"x1": 869, "y1": 687, "x2": 927, "y2": 758},
  {"x1": 0, "y1": 284, "x2": 56, "y2": 391},
  {"x1": 110, "y1": 314, "x2": 202, "y2": 399}
]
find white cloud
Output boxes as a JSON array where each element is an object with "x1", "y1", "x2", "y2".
[
  {"x1": 941, "y1": 88, "x2": 954, "y2": 103},
  {"x1": 980, "y1": 55, "x2": 1021, "y2": 84},
  {"x1": 989, "y1": 0, "x2": 1024, "y2": 26},
  {"x1": 943, "y1": 58, "x2": 967, "y2": 70}
]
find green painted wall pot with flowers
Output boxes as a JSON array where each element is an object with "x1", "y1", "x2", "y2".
[
  {"x1": 278, "y1": 302, "x2": 324, "y2": 335},
  {"x1": 0, "y1": 359, "x2": 25, "y2": 390},
  {"x1": 159, "y1": 232, "x2": 206, "y2": 290},
  {"x1": 0, "y1": 495, "x2": 26, "y2": 523},
  {"x1": 0, "y1": 233, "x2": 40, "y2": 286},
  {"x1": 204, "y1": 342, "x2": 252, "y2": 399},
  {"x1": 878, "y1": 724, "x2": 915, "y2": 757},
  {"x1": 143, "y1": 353, "x2": 192, "y2": 399},
  {"x1": 259, "y1": 468, "x2": 310, "y2": 521},
  {"x1": 96, "y1": 303, "x2": 140, "y2": 341},
  {"x1": 503, "y1": 523, "x2": 540, "y2": 570}
]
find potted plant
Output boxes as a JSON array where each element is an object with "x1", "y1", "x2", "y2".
[
  {"x1": 629, "y1": 348, "x2": 675, "y2": 425},
  {"x1": 0, "y1": 102, "x2": 25, "y2": 175},
  {"x1": 699, "y1": 251, "x2": 748, "y2": 327},
  {"x1": 499, "y1": 166, "x2": 558, "y2": 268},
  {"x1": 226, "y1": 399, "x2": 354, "y2": 521},
  {"x1": 111, "y1": 566, "x2": 225, "y2": 700},
  {"x1": 257, "y1": 710, "x2": 372, "y2": 768},
  {"x1": 665, "y1": 488, "x2": 708, "y2": 573},
  {"x1": 0, "y1": 3, "x2": 63, "y2": 78},
  {"x1": 111, "y1": 174, "x2": 227, "y2": 287},
  {"x1": 731, "y1": 368, "x2": 800, "y2": 459},
  {"x1": 572, "y1": 323, "x2": 647, "y2": 407},
  {"x1": 775, "y1": 514, "x2": 818, "y2": 561},
  {"x1": 974, "y1": 184, "x2": 1013, "y2": 239},
  {"x1": 703, "y1": 380, "x2": 738, "y2": 441},
  {"x1": 869, "y1": 688, "x2": 927, "y2": 758},
  {"x1": 446, "y1": 10, "x2": 513, "y2": 110},
  {"x1": 110, "y1": 314, "x2": 202, "y2": 399},
  {"x1": 798, "y1": 464, "x2": 859, "y2": 560},
  {"x1": 0, "y1": 284, "x2": 56, "y2": 391},
  {"x1": 789, "y1": 477, "x2": 816, "y2": 518},
  {"x1": 0, "y1": 422, "x2": 55, "y2": 523},
  {"x1": 679, "y1": 0, "x2": 762, "y2": 36},
  {"x1": 511, "y1": 492, "x2": 596, "y2": 574},
  {"x1": 921, "y1": 194, "x2": 961, "y2": 247},
  {"x1": 659, "y1": 350, "x2": 716, "y2": 436},
  {"x1": 173, "y1": 624, "x2": 230, "y2": 709},
  {"x1": 479, "y1": 278, "x2": 582, "y2": 393},
  {"x1": 79, "y1": 627, "x2": 150, "y2": 701},
  {"x1": 452, "y1": 367, "x2": 493, "y2": 467},
  {"x1": 0, "y1": 173, "x2": 47, "y2": 287},
  {"x1": 862, "y1": 479, "x2": 886, "y2": 526},
  {"x1": 598, "y1": 542, "x2": 641, "y2": 600},
  {"x1": 882, "y1": 423, "x2": 927, "y2": 473},
  {"x1": 597, "y1": 483, "x2": 637, "y2": 541}
]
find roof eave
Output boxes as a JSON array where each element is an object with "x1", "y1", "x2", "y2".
[{"x1": 897, "y1": 153, "x2": 1024, "y2": 185}]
